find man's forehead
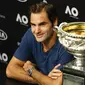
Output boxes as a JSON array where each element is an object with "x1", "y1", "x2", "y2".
[
  {"x1": 30, "y1": 10, "x2": 48, "y2": 18},
  {"x1": 30, "y1": 13, "x2": 49, "y2": 24}
]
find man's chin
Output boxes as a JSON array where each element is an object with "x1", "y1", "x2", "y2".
[
  {"x1": 36, "y1": 40, "x2": 43, "y2": 42},
  {"x1": 36, "y1": 38, "x2": 45, "y2": 42}
]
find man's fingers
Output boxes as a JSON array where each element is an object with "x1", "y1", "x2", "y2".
[
  {"x1": 52, "y1": 69, "x2": 61, "y2": 72},
  {"x1": 51, "y1": 72, "x2": 62, "y2": 77},
  {"x1": 51, "y1": 76, "x2": 58, "y2": 79},
  {"x1": 54, "y1": 64, "x2": 61, "y2": 69}
]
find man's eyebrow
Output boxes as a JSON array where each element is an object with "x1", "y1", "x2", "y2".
[
  {"x1": 39, "y1": 22, "x2": 47, "y2": 25},
  {"x1": 30, "y1": 22, "x2": 47, "y2": 25},
  {"x1": 30, "y1": 22, "x2": 35, "y2": 25}
]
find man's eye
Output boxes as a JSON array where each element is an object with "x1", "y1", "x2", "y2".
[
  {"x1": 40, "y1": 23, "x2": 46, "y2": 25},
  {"x1": 39, "y1": 24, "x2": 46, "y2": 27},
  {"x1": 31, "y1": 24, "x2": 35, "y2": 27},
  {"x1": 40, "y1": 24, "x2": 44, "y2": 26}
]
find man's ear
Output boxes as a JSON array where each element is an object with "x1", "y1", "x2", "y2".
[{"x1": 54, "y1": 17, "x2": 58, "y2": 26}]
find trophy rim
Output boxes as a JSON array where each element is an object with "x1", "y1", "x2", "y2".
[{"x1": 59, "y1": 22, "x2": 85, "y2": 39}]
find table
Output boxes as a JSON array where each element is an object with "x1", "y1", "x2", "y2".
[{"x1": 0, "y1": 63, "x2": 38, "y2": 85}]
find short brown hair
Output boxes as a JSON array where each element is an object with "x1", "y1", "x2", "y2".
[{"x1": 29, "y1": 2, "x2": 58, "y2": 24}]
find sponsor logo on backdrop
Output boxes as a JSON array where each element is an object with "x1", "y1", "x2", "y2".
[
  {"x1": 0, "y1": 14, "x2": 5, "y2": 19},
  {"x1": 43, "y1": 0, "x2": 47, "y2": 3},
  {"x1": 0, "y1": 53, "x2": 8, "y2": 63},
  {"x1": 0, "y1": 29, "x2": 8, "y2": 40},
  {"x1": 65, "y1": 5, "x2": 79, "y2": 19},
  {"x1": 17, "y1": 0, "x2": 27, "y2": 2},
  {"x1": 0, "y1": 14, "x2": 5, "y2": 23},
  {"x1": 17, "y1": 41, "x2": 20, "y2": 46},
  {"x1": 16, "y1": 13, "x2": 28, "y2": 27}
]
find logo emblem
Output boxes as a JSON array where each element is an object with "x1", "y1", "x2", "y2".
[
  {"x1": 17, "y1": 0, "x2": 27, "y2": 2},
  {"x1": 65, "y1": 5, "x2": 79, "y2": 19},
  {"x1": 0, "y1": 29, "x2": 8, "y2": 40},
  {"x1": 16, "y1": 13, "x2": 28, "y2": 27},
  {"x1": 43, "y1": 0, "x2": 47, "y2": 3}
]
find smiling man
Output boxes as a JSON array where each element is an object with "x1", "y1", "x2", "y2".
[{"x1": 6, "y1": 2, "x2": 74, "y2": 85}]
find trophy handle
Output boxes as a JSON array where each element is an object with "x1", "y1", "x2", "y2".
[
  {"x1": 59, "y1": 22, "x2": 67, "y2": 28},
  {"x1": 54, "y1": 22, "x2": 67, "y2": 37},
  {"x1": 54, "y1": 22, "x2": 67, "y2": 29}
]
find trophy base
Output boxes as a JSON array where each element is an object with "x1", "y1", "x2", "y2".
[
  {"x1": 63, "y1": 59, "x2": 85, "y2": 85},
  {"x1": 63, "y1": 59, "x2": 85, "y2": 77}
]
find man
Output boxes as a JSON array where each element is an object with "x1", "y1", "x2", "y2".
[{"x1": 6, "y1": 2, "x2": 74, "y2": 85}]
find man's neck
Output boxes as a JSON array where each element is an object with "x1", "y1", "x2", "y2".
[{"x1": 42, "y1": 31, "x2": 57, "y2": 52}]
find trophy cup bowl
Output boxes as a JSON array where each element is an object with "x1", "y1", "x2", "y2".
[{"x1": 55, "y1": 22, "x2": 85, "y2": 71}]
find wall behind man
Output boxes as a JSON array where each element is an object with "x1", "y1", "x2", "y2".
[{"x1": 0, "y1": 0, "x2": 85, "y2": 66}]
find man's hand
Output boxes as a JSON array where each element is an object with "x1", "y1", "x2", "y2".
[
  {"x1": 48, "y1": 64, "x2": 62, "y2": 80},
  {"x1": 23, "y1": 61, "x2": 35, "y2": 72}
]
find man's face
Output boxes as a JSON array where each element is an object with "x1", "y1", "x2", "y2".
[{"x1": 30, "y1": 10, "x2": 54, "y2": 42}]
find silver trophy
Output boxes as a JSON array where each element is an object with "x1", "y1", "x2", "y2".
[{"x1": 54, "y1": 22, "x2": 85, "y2": 71}]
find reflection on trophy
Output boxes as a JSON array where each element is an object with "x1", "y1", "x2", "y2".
[{"x1": 55, "y1": 22, "x2": 85, "y2": 85}]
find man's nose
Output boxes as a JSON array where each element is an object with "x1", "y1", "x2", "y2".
[{"x1": 35, "y1": 26, "x2": 41, "y2": 33}]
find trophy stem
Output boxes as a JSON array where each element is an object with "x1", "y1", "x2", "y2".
[{"x1": 72, "y1": 56, "x2": 85, "y2": 71}]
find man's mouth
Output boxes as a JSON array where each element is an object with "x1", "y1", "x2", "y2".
[{"x1": 36, "y1": 33, "x2": 45, "y2": 38}]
